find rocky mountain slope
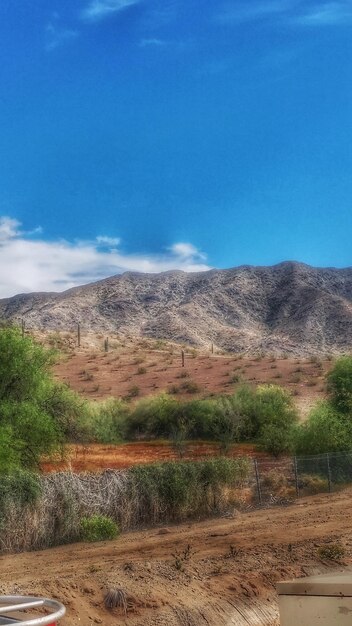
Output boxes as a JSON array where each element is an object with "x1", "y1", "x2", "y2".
[{"x1": 1, "y1": 261, "x2": 352, "y2": 354}]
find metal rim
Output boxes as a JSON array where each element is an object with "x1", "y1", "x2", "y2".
[{"x1": 0, "y1": 596, "x2": 66, "y2": 625}]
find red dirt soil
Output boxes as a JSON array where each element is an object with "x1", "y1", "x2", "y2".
[
  {"x1": 51, "y1": 333, "x2": 332, "y2": 415},
  {"x1": 41, "y1": 442, "x2": 260, "y2": 472},
  {"x1": 1, "y1": 488, "x2": 351, "y2": 626}
]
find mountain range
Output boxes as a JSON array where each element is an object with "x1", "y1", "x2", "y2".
[{"x1": 1, "y1": 261, "x2": 352, "y2": 355}]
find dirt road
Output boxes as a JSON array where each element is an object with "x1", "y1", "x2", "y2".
[{"x1": 1, "y1": 489, "x2": 351, "y2": 625}]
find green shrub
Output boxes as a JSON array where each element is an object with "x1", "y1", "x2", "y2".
[
  {"x1": 82, "y1": 398, "x2": 130, "y2": 443},
  {"x1": 327, "y1": 356, "x2": 352, "y2": 414},
  {"x1": 80, "y1": 515, "x2": 119, "y2": 542},
  {"x1": 294, "y1": 401, "x2": 352, "y2": 455},
  {"x1": 130, "y1": 457, "x2": 251, "y2": 522},
  {"x1": 0, "y1": 469, "x2": 41, "y2": 521}
]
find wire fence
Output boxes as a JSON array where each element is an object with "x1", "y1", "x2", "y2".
[{"x1": 250, "y1": 451, "x2": 352, "y2": 507}]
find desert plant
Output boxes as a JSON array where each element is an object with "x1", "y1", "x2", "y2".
[
  {"x1": 318, "y1": 543, "x2": 345, "y2": 561},
  {"x1": 80, "y1": 514, "x2": 119, "y2": 542},
  {"x1": 294, "y1": 401, "x2": 352, "y2": 455},
  {"x1": 180, "y1": 380, "x2": 200, "y2": 394},
  {"x1": 327, "y1": 356, "x2": 352, "y2": 414}
]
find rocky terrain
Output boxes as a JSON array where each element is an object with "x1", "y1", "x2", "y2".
[{"x1": 2, "y1": 261, "x2": 352, "y2": 355}]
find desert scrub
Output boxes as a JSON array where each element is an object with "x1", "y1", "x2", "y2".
[
  {"x1": 318, "y1": 543, "x2": 345, "y2": 561},
  {"x1": 80, "y1": 514, "x2": 119, "y2": 542},
  {"x1": 180, "y1": 380, "x2": 200, "y2": 393},
  {"x1": 0, "y1": 470, "x2": 41, "y2": 519},
  {"x1": 129, "y1": 457, "x2": 251, "y2": 522}
]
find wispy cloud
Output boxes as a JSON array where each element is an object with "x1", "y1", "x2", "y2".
[
  {"x1": 216, "y1": 1, "x2": 295, "y2": 25},
  {"x1": 139, "y1": 37, "x2": 166, "y2": 47},
  {"x1": 0, "y1": 217, "x2": 210, "y2": 298},
  {"x1": 45, "y1": 21, "x2": 78, "y2": 51},
  {"x1": 295, "y1": 2, "x2": 352, "y2": 26},
  {"x1": 81, "y1": 0, "x2": 141, "y2": 22},
  {"x1": 216, "y1": 0, "x2": 352, "y2": 27}
]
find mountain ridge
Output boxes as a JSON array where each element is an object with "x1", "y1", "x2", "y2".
[{"x1": 1, "y1": 261, "x2": 352, "y2": 355}]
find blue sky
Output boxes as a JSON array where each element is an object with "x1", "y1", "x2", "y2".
[{"x1": 0, "y1": 0, "x2": 352, "y2": 296}]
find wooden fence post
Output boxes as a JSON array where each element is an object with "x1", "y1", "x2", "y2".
[
  {"x1": 181, "y1": 350, "x2": 185, "y2": 367},
  {"x1": 77, "y1": 322, "x2": 81, "y2": 348}
]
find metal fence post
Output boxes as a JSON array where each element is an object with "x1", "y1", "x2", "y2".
[
  {"x1": 293, "y1": 456, "x2": 299, "y2": 498},
  {"x1": 326, "y1": 452, "x2": 332, "y2": 493},
  {"x1": 254, "y1": 459, "x2": 262, "y2": 506}
]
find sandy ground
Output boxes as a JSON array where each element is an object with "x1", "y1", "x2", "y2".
[
  {"x1": 50, "y1": 333, "x2": 331, "y2": 415},
  {"x1": 1, "y1": 489, "x2": 351, "y2": 626}
]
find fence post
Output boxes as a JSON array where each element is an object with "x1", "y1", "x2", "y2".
[
  {"x1": 104, "y1": 337, "x2": 109, "y2": 353},
  {"x1": 254, "y1": 459, "x2": 262, "y2": 506},
  {"x1": 326, "y1": 453, "x2": 332, "y2": 493},
  {"x1": 181, "y1": 349, "x2": 185, "y2": 367},
  {"x1": 77, "y1": 322, "x2": 81, "y2": 348},
  {"x1": 211, "y1": 343, "x2": 214, "y2": 354},
  {"x1": 21, "y1": 318, "x2": 25, "y2": 339},
  {"x1": 293, "y1": 456, "x2": 299, "y2": 498}
]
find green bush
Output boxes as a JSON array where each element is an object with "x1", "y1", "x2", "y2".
[
  {"x1": 80, "y1": 515, "x2": 119, "y2": 542},
  {"x1": 82, "y1": 398, "x2": 129, "y2": 443},
  {"x1": 327, "y1": 356, "x2": 352, "y2": 414},
  {"x1": 294, "y1": 401, "x2": 352, "y2": 455},
  {"x1": 0, "y1": 469, "x2": 41, "y2": 520},
  {"x1": 130, "y1": 457, "x2": 251, "y2": 521}
]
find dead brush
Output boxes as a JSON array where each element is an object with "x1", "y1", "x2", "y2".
[
  {"x1": 171, "y1": 544, "x2": 195, "y2": 571},
  {"x1": 104, "y1": 587, "x2": 128, "y2": 614}
]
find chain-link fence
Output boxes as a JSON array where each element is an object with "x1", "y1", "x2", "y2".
[{"x1": 251, "y1": 451, "x2": 352, "y2": 506}]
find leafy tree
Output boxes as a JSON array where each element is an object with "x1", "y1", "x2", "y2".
[
  {"x1": 294, "y1": 401, "x2": 352, "y2": 455},
  {"x1": 327, "y1": 356, "x2": 352, "y2": 415},
  {"x1": 254, "y1": 385, "x2": 298, "y2": 456},
  {"x1": 0, "y1": 326, "x2": 66, "y2": 470},
  {"x1": 210, "y1": 396, "x2": 247, "y2": 453}
]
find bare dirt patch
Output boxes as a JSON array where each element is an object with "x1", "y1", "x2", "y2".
[
  {"x1": 1, "y1": 489, "x2": 351, "y2": 625},
  {"x1": 41, "y1": 442, "x2": 260, "y2": 472},
  {"x1": 51, "y1": 332, "x2": 331, "y2": 414}
]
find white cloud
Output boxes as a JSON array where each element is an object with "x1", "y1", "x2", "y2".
[
  {"x1": 45, "y1": 22, "x2": 78, "y2": 51},
  {"x1": 0, "y1": 217, "x2": 210, "y2": 298},
  {"x1": 0, "y1": 217, "x2": 21, "y2": 241},
  {"x1": 96, "y1": 235, "x2": 121, "y2": 247},
  {"x1": 81, "y1": 0, "x2": 140, "y2": 22},
  {"x1": 170, "y1": 242, "x2": 206, "y2": 260}
]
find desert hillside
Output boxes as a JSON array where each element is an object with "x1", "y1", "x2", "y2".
[{"x1": 1, "y1": 261, "x2": 352, "y2": 355}]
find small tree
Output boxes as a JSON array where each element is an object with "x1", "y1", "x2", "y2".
[
  {"x1": 0, "y1": 326, "x2": 66, "y2": 471},
  {"x1": 294, "y1": 401, "x2": 352, "y2": 455},
  {"x1": 327, "y1": 356, "x2": 352, "y2": 415}
]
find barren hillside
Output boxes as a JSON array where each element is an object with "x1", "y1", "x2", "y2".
[{"x1": 2, "y1": 261, "x2": 352, "y2": 355}]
